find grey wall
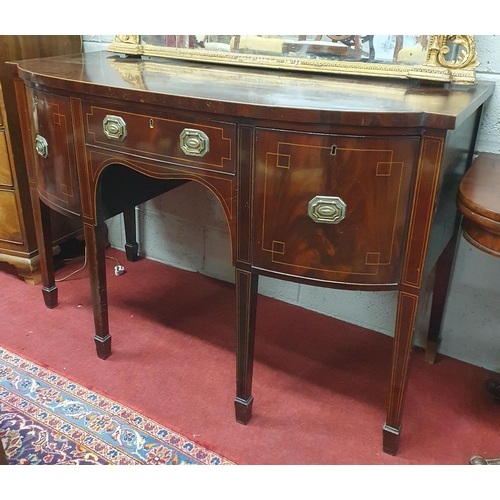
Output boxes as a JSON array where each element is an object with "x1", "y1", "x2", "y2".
[{"x1": 83, "y1": 35, "x2": 500, "y2": 373}]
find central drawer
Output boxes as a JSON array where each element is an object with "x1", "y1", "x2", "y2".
[
  {"x1": 84, "y1": 104, "x2": 236, "y2": 174},
  {"x1": 252, "y1": 128, "x2": 419, "y2": 286}
]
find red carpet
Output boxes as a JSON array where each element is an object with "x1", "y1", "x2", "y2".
[{"x1": 1, "y1": 247, "x2": 499, "y2": 464}]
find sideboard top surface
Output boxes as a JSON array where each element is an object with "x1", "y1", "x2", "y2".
[{"x1": 14, "y1": 50, "x2": 495, "y2": 129}]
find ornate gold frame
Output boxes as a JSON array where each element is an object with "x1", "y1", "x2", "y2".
[{"x1": 107, "y1": 35, "x2": 479, "y2": 85}]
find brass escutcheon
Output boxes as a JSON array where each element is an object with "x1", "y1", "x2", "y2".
[
  {"x1": 180, "y1": 128, "x2": 210, "y2": 157},
  {"x1": 308, "y1": 196, "x2": 346, "y2": 224},
  {"x1": 103, "y1": 115, "x2": 127, "y2": 141},
  {"x1": 35, "y1": 135, "x2": 48, "y2": 158}
]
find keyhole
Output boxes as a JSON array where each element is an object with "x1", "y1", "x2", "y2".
[
  {"x1": 149, "y1": 119, "x2": 154, "y2": 128},
  {"x1": 330, "y1": 145, "x2": 337, "y2": 156}
]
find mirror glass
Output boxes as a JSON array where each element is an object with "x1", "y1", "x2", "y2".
[
  {"x1": 108, "y1": 35, "x2": 478, "y2": 85},
  {"x1": 140, "y1": 35, "x2": 430, "y2": 65}
]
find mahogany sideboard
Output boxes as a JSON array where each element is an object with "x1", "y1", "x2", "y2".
[
  {"x1": 11, "y1": 50, "x2": 494, "y2": 455},
  {"x1": 0, "y1": 36, "x2": 83, "y2": 284}
]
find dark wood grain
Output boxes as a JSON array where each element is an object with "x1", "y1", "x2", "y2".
[
  {"x1": 28, "y1": 88, "x2": 82, "y2": 216},
  {"x1": 424, "y1": 232, "x2": 459, "y2": 363},
  {"x1": 84, "y1": 104, "x2": 235, "y2": 174},
  {"x1": 84, "y1": 221, "x2": 111, "y2": 359},
  {"x1": 12, "y1": 50, "x2": 494, "y2": 456},
  {"x1": 0, "y1": 36, "x2": 82, "y2": 284},
  {"x1": 253, "y1": 128, "x2": 418, "y2": 286},
  {"x1": 234, "y1": 269, "x2": 258, "y2": 424},
  {"x1": 123, "y1": 207, "x2": 138, "y2": 261},
  {"x1": 14, "y1": 51, "x2": 493, "y2": 129},
  {"x1": 458, "y1": 153, "x2": 500, "y2": 257}
]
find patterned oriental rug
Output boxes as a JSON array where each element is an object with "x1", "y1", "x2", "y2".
[{"x1": 0, "y1": 347, "x2": 234, "y2": 465}]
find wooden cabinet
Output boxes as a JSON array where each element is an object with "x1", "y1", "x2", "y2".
[
  {"x1": 0, "y1": 36, "x2": 82, "y2": 284},
  {"x1": 253, "y1": 129, "x2": 419, "y2": 285},
  {"x1": 12, "y1": 51, "x2": 494, "y2": 455}
]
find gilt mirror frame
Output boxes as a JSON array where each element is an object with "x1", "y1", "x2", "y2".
[{"x1": 107, "y1": 35, "x2": 479, "y2": 85}]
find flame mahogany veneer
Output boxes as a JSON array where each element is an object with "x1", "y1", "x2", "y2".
[{"x1": 11, "y1": 50, "x2": 494, "y2": 455}]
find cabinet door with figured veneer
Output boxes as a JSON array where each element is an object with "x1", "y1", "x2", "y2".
[
  {"x1": 29, "y1": 88, "x2": 81, "y2": 217},
  {"x1": 253, "y1": 128, "x2": 419, "y2": 286}
]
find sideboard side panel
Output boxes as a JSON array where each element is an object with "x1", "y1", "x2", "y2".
[{"x1": 29, "y1": 88, "x2": 81, "y2": 217}]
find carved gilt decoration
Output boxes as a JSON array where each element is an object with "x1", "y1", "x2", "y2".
[{"x1": 108, "y1": 35, "x2": 479, "y2": 85}]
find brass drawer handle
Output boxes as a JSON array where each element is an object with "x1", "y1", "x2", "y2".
[
  {"x1": 180, "y1": 128, "x2": 210, "y2": 157},
  {"x1": 103, "y1": 115, "x2": 127, "y2": 141},
  {"x1": 308, "y1": 196, "x2": 346, "y2": 224},
  {"x1": 35, "y1": 134, "x2": 49, "y2": 158}
]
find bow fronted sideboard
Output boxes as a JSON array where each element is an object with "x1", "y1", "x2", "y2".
[{"x1": 11, "y1": 50, "x2": 494, "y2": 455}]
